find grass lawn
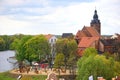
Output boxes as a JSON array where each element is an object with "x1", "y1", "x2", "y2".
[{"x1": 0, "y1": 72, "x2": 47, "y2": 80}]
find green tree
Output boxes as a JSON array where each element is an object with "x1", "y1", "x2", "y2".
[
  {"x1": 0, "y1": 37, "x2": 5, "y2": 51},
  {"x1": 114, "y1": 61, "x2": 120, "y2": 75},
  {"x1": 55, "y1": 39, "x2": 65, "y2": 53},
  {"x1": 54, "y1": 53, "x2": 64, "y2": 69},
  {"x1": 77, "y1": 48, "x2": 118, "y2": 80},
  {"x1": 15, "y1": 35, "x2": 32, "y2": 62},
  {"x1": 55, "y1": 39, "x2": 77, "y2": 70},
  {"x1": 24, "y1": 35, "x2": 50, "y2": 64},
  {"x1": 10, "y1": 35, "x2": 33, "y2": 72},
  {"x1": 114, "y1": 36, "x2": 120, "y2": 61},
  {"x1": 10, "y1": 39, "x2": 20, "y2": 50},
  {"x1": 0, "y1": 35, "x2": 13, "y2": 50},
  {"x1": 67, "y1": 40, "x2": 78, "y2": 72}
]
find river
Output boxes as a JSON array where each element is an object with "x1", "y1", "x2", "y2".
[{"x1": 0, "y1": 50, "x2": 17, "y2": 72}]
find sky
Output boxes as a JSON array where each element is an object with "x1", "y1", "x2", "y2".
[{"x1": 0, "y1": 0, "x2": 120, "y2": 35}]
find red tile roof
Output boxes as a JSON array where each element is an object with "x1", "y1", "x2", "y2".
[
  {"x1": 82, "y1": 26, "x2": 100, "y2": 37},
  {"x1": 75, "y1": 26, "x2": 100, "y2": 41},
  {"x1": 76, "y1": 30, "x2": 87, "y2": 37},
  {"x1": 78, "y1": 37, "x2": 99, "y2": 47},
  {"x1": 44, "y1": 34, "x2": 53, "y2": 40}
]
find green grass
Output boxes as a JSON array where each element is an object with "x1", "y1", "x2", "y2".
[
  {"x1": 31, "y1": 75, "x2": 47, "y2": 80},
  {"x1": 0, "y1": 72, "x2": 47, "y2": 80},
  {"x1": 0, "y1": 72, "x2": 15, "y2": 80},
  {"x1": 0, "y1": 71, "x2": 75, "y2": 80}
]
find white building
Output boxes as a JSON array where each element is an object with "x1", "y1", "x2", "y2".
[
  {"x1": 111, "y1": 33, "x2": 119, "y2": 39},
  {"x1": 45, "y1": 34, "x2": 57, "y2": 58}
]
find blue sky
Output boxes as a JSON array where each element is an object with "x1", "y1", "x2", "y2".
[{"x1": 0, "y1": 0, "x2": 120, "y2": 35}]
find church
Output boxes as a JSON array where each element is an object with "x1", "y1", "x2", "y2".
[
  {"x1": 75, "y1": 9, "x2": 119, "y2": 56},
  {"x1": 75, "y1": 9, "x2": 101, "y2": 56}
]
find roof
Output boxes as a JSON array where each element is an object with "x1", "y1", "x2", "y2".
[
  {"x1": 78, "y1": 37, "x2": 99, "y2": 47},
  {"x1": 82, "y1": 26, "x2": 100, "y2": 37},
  {"x1": 44, "y1": 34, "x2": 53, "y2": 40},
  {"x1": 111, "y1": 33, "x2": 120, "y2": 39},
  {"x1": 62, "y1": 33, "x2": 73, "y2": 38},
  {"x1": 75, "y1": 30, "x2": 87, "y2": 39},
  {"x1": 101, "y1": 39, "x2": 115, "y2": 46},
  {"x1": 75, "y1": 26, "x2": 100, "y2": 41}
]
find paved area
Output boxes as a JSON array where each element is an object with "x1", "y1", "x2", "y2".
[{"x1": 10, "y1": 68, "x2": 74, "y2": 75}]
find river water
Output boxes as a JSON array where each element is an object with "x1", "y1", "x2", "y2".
[{"x1": 0, "y1": 50, "x2": 16, "y2": 72}]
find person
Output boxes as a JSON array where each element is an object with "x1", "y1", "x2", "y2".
[{"x1": 34, "y1": 66, "x2": 39, "y2": 74}]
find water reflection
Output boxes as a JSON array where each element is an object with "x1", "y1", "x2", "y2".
[{"x1": 0, "y1": 50, "x2": 16, "y2": 72}]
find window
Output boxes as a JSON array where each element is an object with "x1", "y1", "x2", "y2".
[{"x1": 51, "y1": 39, "x2": 53, "y2": 43}]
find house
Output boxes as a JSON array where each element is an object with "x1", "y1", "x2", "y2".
[
  {"x1": 111, "y1": 33, "x2": 120, "y2": 39},
  {"x1": 44, "y1": 34, "x2": 57, "y2": 58},
  {"x1": 99, "y1": 34, "x2": 120, "y2": 54},
  {"x1": 45, "y1": 34, "x2": 57, "y2": 46},
  {"x1": 62, "y1": 33, "x2": 74, "y2": 39},
  {"x1": 99, "y1": 39, "x2": 115, "y2": 54}
]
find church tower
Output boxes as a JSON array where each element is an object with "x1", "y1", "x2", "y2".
[{"x1": 90, "y1": 9, "x2": 101, "y2": 35}]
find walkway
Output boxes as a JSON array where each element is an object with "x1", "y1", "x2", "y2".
[{"x1": 10, "y1": 68, "x2": 76, "y2": 76}]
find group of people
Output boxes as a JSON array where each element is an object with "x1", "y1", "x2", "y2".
[{"x1": 18, "y1": 61, "x2": 49, "y2": 74}]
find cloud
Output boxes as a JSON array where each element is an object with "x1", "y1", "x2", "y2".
[
  {"x1": 95, "y1": 0, "x2": 120, "y2": 35},
  {"x1": 0, "y1": 16, "x2": 30, "y2": 34},
  {"x1": 0, "y1": 0, "x2": 26, "y2": 7},
  {"x1": 0, "y1": 0, "x2": 49, "y2": 7},
  {"x1": 0, "y1": 0, "x2": 120, "y2": 35}
]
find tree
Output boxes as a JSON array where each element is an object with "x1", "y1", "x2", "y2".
[
  {"x1": 114, "y1": 61, "x2": 120, "y2": 75},
  {"x1": 67, "y1": 40, "x2": 78, "y2": 73},
  {"x1": 77, "y1": 48, "x2": 119, "y2": 80},
  {"x1": 24, "y1": 35, "x2": 50, "y2": 64},
  {"x1": 10, "y1": 39, "x2": 20, "y2": 50},
  {"x1": 114, "y1": 36, "x2": 120, "y2": 61},
  {"x1": 0, "y1": 35, "x2": 13, "y2": 50},
  {"x1": 55, "y1": 39, "x2": 65, "y2": 53},
  {"x1": 10, "y1": 35, "x2": 32, "y2": 72},
  {"x1": 15, "y1": 35, "x2": 32, "y2": 62},
  {"x1": 55, "y1": 38, "x2": 77, "y2": 70},
  {"x1": 54, "y1": 53, "x2": 64, "y2": 69},
  {"x1": 0, "y1": 37, "x2": 5, "y2": 51}
]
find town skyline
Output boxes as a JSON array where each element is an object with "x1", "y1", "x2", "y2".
[{"x1": 0, "y1": 0, "x2": 120, "y2": 35}]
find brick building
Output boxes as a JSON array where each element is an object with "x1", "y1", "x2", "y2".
[
  {"x1": 75, "y1": 9, "x2": 101, "y2": 56},
  {"x1": 75, "y1": 9, "x2": 120, "y2": 56}
]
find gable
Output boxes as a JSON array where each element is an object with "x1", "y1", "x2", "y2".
[{"x1": 75, "y1": 30, "x2": 87, "y2": 39}]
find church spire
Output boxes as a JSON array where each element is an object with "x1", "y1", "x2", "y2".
[
  {"x1": 90, "y1": 9, "x2": 101, "y2": 35},
  {"x1": 91, "y1": 9, "x2": 100, "y2": 24},
  {"x1": 93, "y1": 9, "x2": 98, "y2": 19}
]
